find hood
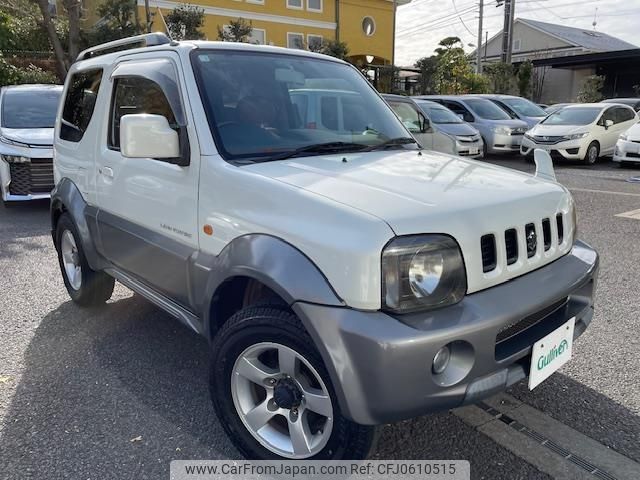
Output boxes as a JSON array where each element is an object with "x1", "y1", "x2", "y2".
[
  {"x1": 624, "y1": 122, "x2": 640, "y2": 140},
  {"x1": 482, "y1": 118, "x2": 529, "y2": 129},
  {"x1": 436, "y1": 122, "x2": 479, "y2": 137},
  {"x1": 0, "y1": 127, "x2": 54, "y2": 146},
  {"x1": 245, "y1": 149, "x2": 572, "y2": 293},
  {"x1": 521, "y1": 116, "x2": 543, "y2": 129},
  {"x1": 529, "y1": 123, "x2": 589, "y2": 136}
]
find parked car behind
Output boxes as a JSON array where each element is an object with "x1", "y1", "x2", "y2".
[
  {"x1": 521, "y1": 103, "x2": 638, "y2": 164},
  {"x1": 0, "y1": 84, "x2": 62, "y2": 206},
  {"x1": 613, "y1": 120, "x2": 640, "y2": 166},
  {"x1": 545, "y1": 103, "x2": 575, "y2": 115},
  {"x1": 382, "y1": 94, "x2": 483, "y2": 157},
  {"x1": 418, "y1": 95, "x2": 528, "y2": 156},
  {"x1": 471, "y1": 94, "x2": 547, "y2": 129},
  {"x1": 601, "y1": 98, "x2": 640, "y2": 112}
]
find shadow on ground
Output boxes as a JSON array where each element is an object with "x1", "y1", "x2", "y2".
[{"x1": 0, "y1": 294, "x2": 637, "y2": 479}]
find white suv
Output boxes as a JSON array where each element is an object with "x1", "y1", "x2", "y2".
[{"x1": 51, "y1": 34, "x2": 599, "y2": 460}]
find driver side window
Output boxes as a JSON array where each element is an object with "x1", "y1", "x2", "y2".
[
  {"x1": 389, "y1": 102, "x2": 421, "y2": 132},
  {"x1": 445, "y1": 101, "x2": 474, "y2": 123},
  {"x1": 109, "y1": 76, "x2": 177, "y2": 150},
  {"x1": 599, "y1": 108, "x2": 615, "y2": 126}
]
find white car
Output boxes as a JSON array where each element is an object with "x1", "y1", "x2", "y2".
[
  {"x1": 0, "y1": 84, "x2": 63, "y2": 205},
  {"x1": 51, "y1": 34, "x2": 598, "y2": 461},
  {"x1": 613, "y1": 121, "x2": 640, "y2": 166},
  {"x1": 521, "y1": 103, "x2": 638, "y2": 164}
]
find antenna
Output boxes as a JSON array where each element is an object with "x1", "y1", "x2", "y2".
[{"x1": 592, "y1": 7, "x2": 598, "y2": 30}]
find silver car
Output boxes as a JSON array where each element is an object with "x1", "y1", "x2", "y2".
[
  {"x1": 418, "y1": 95, "x2": 529, "y2": 155},
  {"x1": 472, "y1": 94, "x2": 547, "y2": 129}
]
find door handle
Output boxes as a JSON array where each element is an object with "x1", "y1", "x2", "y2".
[{"x1": 99, "y1": 166, "x2": 114, "y2": 179}]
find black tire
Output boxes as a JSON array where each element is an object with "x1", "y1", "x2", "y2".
[
  {"x1": 583, "y1": 141, "x2": 599, "y2": 165},
  {"x1": 210, "y1": 306, "x2": 378, "y2": 460},
  {"x1": 55, "y1": 213, "x2": 114, "y2": 306},
  {"x1": 481, "y1": 138, "x2": 488, "y2": 158}
]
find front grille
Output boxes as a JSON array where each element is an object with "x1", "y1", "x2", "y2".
[
  {"x1": 532, "y1": 135, "x2": 565, "y2": 145},
  {"x1": 627, "y1": 152, "x2": 640, "y2": 158},
  {"x1": 457, "y1": 135, "x2": 479, "y2": 143},
  {"x1": 481, "y1": 234, "x2": 497, "y2": 273},
  {"x1": 480, "y1": 213, "x2": 567, "y2": 274},
  {"x1": 8, "y1": 158, "x2": 54, "y2": 195},
  {"x1": 496, "y1": 297, "x2": 568, "y2": 343}
]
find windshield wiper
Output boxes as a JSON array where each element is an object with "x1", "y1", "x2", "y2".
[
  {"x1": 361, "y1": 137, "x2": 417, "y2": 151},
  {"x1": 261, "y1": 142, "x2": 369, "y2": 162}
]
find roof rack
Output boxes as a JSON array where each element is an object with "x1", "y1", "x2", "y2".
[{"x1": 76, "y1": 32, "x2": 172, "y2": 62}]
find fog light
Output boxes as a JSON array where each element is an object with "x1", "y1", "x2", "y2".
[{"x1": 432, "y1": 346, "x2": 451, "y2": 374}]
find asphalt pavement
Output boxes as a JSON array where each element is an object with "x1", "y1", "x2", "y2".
[{"x1": 0, "y1": 155, "x2": 639, "y2": 480}]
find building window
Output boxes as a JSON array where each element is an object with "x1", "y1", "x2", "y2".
[
  {"x1": 287, "y1": 32, "x2": 305, "y2": 50},
  {"x1": 287, "y1": 0, "x2": 303, "y2": 9},
  {"x1": 513, "y1": 38, "x2": 521, "y2": 52},
  {"x1": 249, "y1": 28, "x2": 266, "y2": 45},
  {"x1": 307, "y1": 34, "x2": 323, "y2": 51},
  {"x1": 362, "y1": 16, "x2": 376, "y2": 36},
  {"x1": 307, "y1": 0, "x2": 322, "y2": 12}
]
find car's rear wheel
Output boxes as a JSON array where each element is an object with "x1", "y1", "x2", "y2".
[
  {"x1": 210, "y1": 306, "x2": 377, "y2": 460},
  {"x1": 584, "y1": 142, "x2": 599, "y2": 165},
  {"x1": 55, "y1": 213, "x2": 114, "y2": 306}
]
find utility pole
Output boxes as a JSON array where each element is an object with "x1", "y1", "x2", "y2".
[
  {"x1": 500, "y1": 0, "x2": 516, "y2": 63},
  {"x1": 144, "y1": 0, "x2": 151, "y2": 33},
  {"x1": 476, "y1": 0, "x2": 484, "y2": 73}
]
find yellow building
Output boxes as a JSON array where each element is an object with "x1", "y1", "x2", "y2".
[{"x1": 135, "y1": 0, "x2": 410, "y2": 65}]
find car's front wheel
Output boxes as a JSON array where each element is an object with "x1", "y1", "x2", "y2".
[
  {"x1": 55, "y1": 213, "x2": 114, "y2": 306},
  {"x1": 584, "y1": 141, "x2": 599, "y2": 165},
  {"x1": 210, "y1": 306, "x2": 377, "y2": 460}
]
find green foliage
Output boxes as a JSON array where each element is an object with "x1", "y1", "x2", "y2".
[
  {"x1": 433, "y1": 37, "x2": 475, "y2": 94},
  {"x1": 577, "y1": 75, "x2": 605, "y2": 102},
  {"x1": 0, "y1": 2, "x2": 69, "y2": 52},
  {"x1": 166, "y1": 4, "x2": 205, "y2": 41},
  {"x1": 414, "y1": 56, "x2": 437, "y2": 94},
  {"x1": 88, "y1": 0, "x2": 142, "y2": 45},
  {"x1": 0, "y1": 54, "x2": 57, "y2": 87},
  {"x1": 464, "y1": 73, "x2": 490, "y2": 94},
  {"x1": 309, "y1": 39, "x2": 349, "y2": 60},
  {"x1": 517, "y1": 60, "x2": 533, "y2": 98},
  {"x1": 484, "y1": 62, "x2": 514, "y2": 94},
  {"x1": 217, "y1": 18, "x2": 252, "y2": 42}
]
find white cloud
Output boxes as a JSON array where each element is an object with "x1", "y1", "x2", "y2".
[{"x1": 395, "y1": 0, "x2": 640, "y2": 66}]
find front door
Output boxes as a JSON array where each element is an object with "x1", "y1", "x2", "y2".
[{"x1": 95, "y1": 54, "x2": 199, "y2": 309}]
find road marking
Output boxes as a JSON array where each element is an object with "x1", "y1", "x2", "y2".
[
  {"x1": 453, "y1": 393, "x2": 640, "y2": 480},
  {"x1": 615, "y1": 209, "x2": 640, "y2": 220},
  {"x1": 569, "y1": 187, "x2": 640, "y2": 197}
]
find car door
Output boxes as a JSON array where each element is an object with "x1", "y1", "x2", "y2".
[
  {"x1": 95, "y1": 54, "x2": 200, "y2": 309},
  {"x1": 597, "y1": 107, "x2": 619, "y2": 154},
  {"x1": 615, "y1": 106, "x2": 638, "y2": 144}
]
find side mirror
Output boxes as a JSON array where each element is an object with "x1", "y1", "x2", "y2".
[
  {"x1": 457, "y1": 114, "x2": 465, "y2": 121},
  {"x1": 420, "y1": 115, "x2": 431, "y2": 133},
  {"x1": 605, "y1": 119, "x2": 614, "y2": 129},
  {"x1": 120, "y1": 114, "x2": 183, "y2": 162}
]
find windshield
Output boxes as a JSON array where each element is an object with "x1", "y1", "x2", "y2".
[
  {"x1": 191, "y1": 50, "x2": 413, "y2": 161},
  {"x1": 541, "y1": 107, "x2": 601, "y2": 126},
  {"x1": 417, "y1": 103, "x2": 463, "y2": 124},
  {"x1": 502, "y1": 97, "x2": 546, "y2": 117},
  {"x1": 1, "y1": 88, "x2": 61, "y2": 129},
  {"x1": 464, "y1": 98, "x2": 511, "y2": 120}
]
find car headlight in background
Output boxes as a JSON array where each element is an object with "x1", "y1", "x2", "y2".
[
  {"x1": 0, "y1": 154, "x2": 30, "y2": 164},
  {"x1": 492, "y1": 126, "x2": 513, "y2": 135},
  {"x1": 619, "y1": 133, "x2": 628, "y2": 141},
  {"x1": 566, "y1": 132, "x2": 589, "y2": 141},
  {"x1": 382, "y1": 234, "x2": 467, "y2": 313}
]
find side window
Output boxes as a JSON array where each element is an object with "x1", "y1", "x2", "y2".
[
  {"x1": 599, "y1": 108, "x2": 615, "y2": 125},
  {"x1": 616, "y1": 107, "x2": 635, "y2": 124},
  {"x1": 109, "y1": 76, "x2": 177, "y2": 150},
  {"x1": 389, "y1": 102, "x2": 421, "y2": 132},
  {"x1": 60, "y1": 68, "x2": 103, "y2": 142},
  {"x1": 320, "y1": 96, "x2": 338, "y2": 130},
  {"x1": 446, "y1": 101, "x2": 473, "y2": 122}
]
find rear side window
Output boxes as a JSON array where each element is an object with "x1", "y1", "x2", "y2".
[
  {"x1": 60, "y1": 69, "x2": 103, "y2": 142},
  {"x1": 109, "y1": 77, "x2": 177, "y2": 149},
  {"x1": 615, "y1": 107, "x2": 635, "y2": 123}
]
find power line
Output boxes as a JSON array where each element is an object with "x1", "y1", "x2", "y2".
[
  {"x1": 397, "y1": 5, "x2": 478, "y2": 37},
  {"x1": 452, "y1": 0, "x2": 475, "y2": 36}
]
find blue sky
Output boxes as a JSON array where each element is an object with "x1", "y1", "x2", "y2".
[{"x1": 395, "y1": 0, "x2": 640, "y2": 66}]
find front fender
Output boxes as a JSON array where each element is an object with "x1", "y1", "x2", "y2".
[{"x1": 195, "y1": 234, "x2": 344, "y2": 339}]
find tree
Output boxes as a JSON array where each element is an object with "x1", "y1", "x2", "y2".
[
  {"x1": 463, "y1": 73, "x2": 490, "y2": 94},
  {"x1": 309, "y1": 39, "x2": 349, "y2": 60},
  {"x1": 484, "y1": 62, "x2": 514, "y2": 94},
  {"x1": 166, "y1": 4, "x2": 205, "y2": 41},
  {"x1": 433, "y1": 37, "x2": 474, "y2": 94},
  {"x1": 217, "y1": 18, "x2": 252, "y2": 43},
  {"x1": 89, "y1": 0, "x2": 142, "y2": 45},
  {"x1": 517, "y1": 59, "x2": 533, "y2": 98},
  {"x1": 414, "y1": 56, "x2": 437, "y2": 95},
  {"x1": 577, "y1": 75, "x2": 605, "y2": 102}
]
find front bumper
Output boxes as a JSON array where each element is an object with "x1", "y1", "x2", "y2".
[
  {"x1": 489, "y1": 133, "x2": 523, "y2": 154},
  {"x1": 613, "y1": 139, "x2": 640, "y2": 163},
  {"x1": 294, "y1": 241, "x2": 598, "y2": 425},
  {"x1": 521, "y1": 137, "x2": 586, "y2": 160},
  {"x1": 455, "y1": 139, "x2": 483, "y2": 158}
]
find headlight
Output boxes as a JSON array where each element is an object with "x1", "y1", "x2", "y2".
[
  {"x1": 0, "y1": 154, "x2": 30, "y2": 163},
  {"x1": 524, "y1": 133, "x2": 534, "y2": 140},
  {"x1": 620, "y1": 133, "x2": 628, "y2": 141},
  {"x1": 382, "y1": 235, "x2": 467, "y2": 313},
  {"x1": 566, "y1": 132, "x2": 589, "y2": 140},
  {"x1": 492, "y1": 126, "x2": 512, "y2": 135}
]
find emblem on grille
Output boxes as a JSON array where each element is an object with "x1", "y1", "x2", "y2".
[{"x1": 526, "y1": 229, "x2": 537, "y2": 256}]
